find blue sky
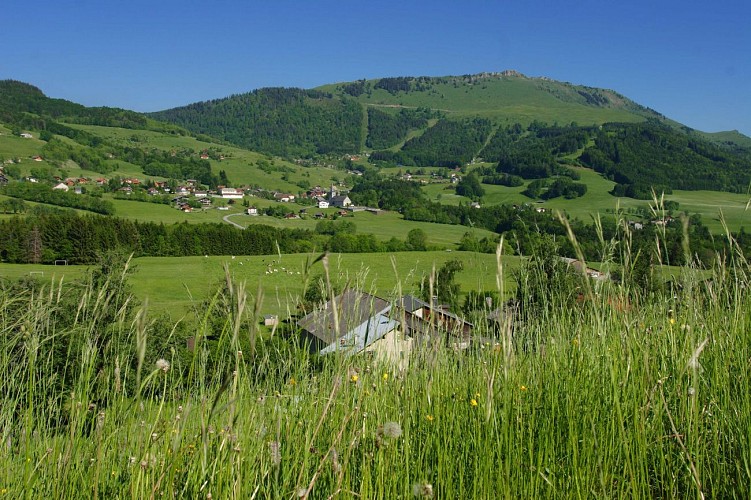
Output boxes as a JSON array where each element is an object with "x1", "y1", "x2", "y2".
[{"x1": 3, "y1": 0, "x2": 750, "y2": 135}]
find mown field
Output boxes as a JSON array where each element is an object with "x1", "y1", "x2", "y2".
[{"x1": 0, "y1": 251, "x2": 517, "y2": 317}]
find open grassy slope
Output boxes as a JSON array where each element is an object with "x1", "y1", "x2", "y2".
[
  {"x1": 318, "y1": 73, "x2": 657, "y2": 125},
  {"x1": 0, "y1": 251, "x2": 518, "y2": 316},
  {"x1": 64, "y1": 124, "x2": 343, "y2": 192}
]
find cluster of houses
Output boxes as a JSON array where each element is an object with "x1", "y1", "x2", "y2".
[
  {"x1": 295, "y1": 185, "x2": 353, "y2": 210},
  {"x1": 399, "y1": 168, "x2": 464, "y2": 185}
]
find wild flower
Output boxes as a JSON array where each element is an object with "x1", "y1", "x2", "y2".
[
  {"x1": 381, "y1": 421, "x2": 402, "y2": 439},
  {"x1": 412, "y1": 482, "x2": 434, "y2": 498},
  {"x1": 520, "y1": 385, "x2": 528, "y2": 391},
  {"x1": 382, "y1": 372, "x2": 389, "y2": 381},
  {"x1": 156, "y1": 358, "x2": 170, "y2": 372},
  {"x1": 425, "y1": 415, "x2": 434, "y2": 422},
  {"x1": 288, "y1": 377, "x2": 297, "y2": 386},
  {"x1": 350, "y1": 374, "x2": 359, "y2": 383},
  {"x1": 470, "y1": 398, "x2": 478, "y2": 407}
]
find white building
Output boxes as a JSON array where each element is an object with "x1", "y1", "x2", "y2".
[{"x1": 219, "y1": 188, "x2": 244, "y2": 199}]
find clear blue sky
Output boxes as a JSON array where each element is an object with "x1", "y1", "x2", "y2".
[{"x1": 3, "y1": 0, "x2": 750, "y2": 135}]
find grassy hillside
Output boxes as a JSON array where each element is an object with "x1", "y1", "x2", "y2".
[
  {"x1": 2, "y1": 243, "x2": 749, "y2": 497},
  {"x1": 320, "y1": 72, "x2": 655, "y2": 125}
]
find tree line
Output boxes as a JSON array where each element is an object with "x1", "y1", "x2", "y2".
[{"x1": 0, "y1": 209, "x2": 437, "y2": 264}]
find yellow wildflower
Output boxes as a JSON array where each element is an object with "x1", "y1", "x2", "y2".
[
  {"x1": 520, "y1": 385, "x2": 528, "y2": 391},
  {"x1": 470, "y1": 398, "x2": 478, "y2": 407},
  {"x1": 669, "y1": 318, "x2": 676, "y2": 325},
  {"x1": 425, "y1": 414, "x2": 434, "y2": 422},
  {"x1": 350, "y1": 374, "x2": 359, "y2": 383},
  {"x1": 288, "y1": 377, "x2": 296, "y2": 386},
  {"x1": 382, "y1": 373, "x2": 389, "y2": 381}
]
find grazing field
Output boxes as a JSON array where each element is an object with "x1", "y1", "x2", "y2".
[
  {"x1": 664, "y1": 189, "x2": 751, "y2": 233},
  {"x1": 65, "y1": 123, "x2": 344, "y2": 191},
  {"x1": 319, "y1": 76, "x2": 646, "y2": 125},
  {"x1": 422, "y1": 166, "x2": 750, "y2": 232},
  {"x1": 234, "y1": 209, "x2": 497, "y2": 247},
  {"x1": 0, "y1": 251, "x2": 518, "y2": 317}
]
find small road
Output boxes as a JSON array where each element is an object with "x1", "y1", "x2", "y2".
[{"x1": 223, "y1": 213, "x2": 246, "y2": 229}]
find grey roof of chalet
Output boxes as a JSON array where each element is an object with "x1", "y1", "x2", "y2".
[
  {"x1": 398, "y1": 294, "x2": 428, "y2": 313},
  {"x1": 297, "y1": 289, "x2": 391, "y2": 345},
  {"x1": 397, "y1": 294, "x2": 473, "y2": 326},
  {"x1": 319, "y1": 312, "x2": 399, "y2": 356}
]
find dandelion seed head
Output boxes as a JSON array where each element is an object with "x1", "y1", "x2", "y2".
[
  {"x1": 412, "y1": 482, "x2": 434, "y2": 498},
  {"x1": 156, "y1": 359, "x2": 170, "y2": 372},
  {"x1": 382, "y1": 421, "x2": 402, "y2": 439}
]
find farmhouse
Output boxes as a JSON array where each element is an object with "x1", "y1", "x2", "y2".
[
  {"x1": 560, "y1": 257, "x2": 609, "y2": 281},
  {"x1": 263, "y1": 314, "x2": 279, "y2": 327},
  {"x1": 297, "y1": 289, "x2": 411, "y2": 367},
  {"x1": 316, "y1": 197, "x2": 329, "y2": 209},
  {"x1": 219, "y1": 187, "x2": 244, "y2": 199},
  {"x1": 274, "y1": 193, "x2": 295, "y2": 202},
  {"x1": 53, "y1": 182, "x2": 69, "y2": 192},
  {"x1": 330, "y1": 195, "x2": 352, "y2": 208},
  {"x1": 245, "y1": 207, "x2": 258, "y2": 215},
  {"x1": 392, "y1": 295, "x2": 475, "y2": 350}
]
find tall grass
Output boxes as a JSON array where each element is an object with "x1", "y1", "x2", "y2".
[{"x1": 1, "y1": 228, "x2": 750, "y2": 498}]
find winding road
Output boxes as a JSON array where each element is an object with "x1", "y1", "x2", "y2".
[{"x1": 223, "y1": 212, "x2": 246, "y2": 229}]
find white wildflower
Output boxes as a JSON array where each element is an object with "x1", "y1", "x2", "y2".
[{"x1": 156, "y1": 358, "x2": 170, "y2": 372}]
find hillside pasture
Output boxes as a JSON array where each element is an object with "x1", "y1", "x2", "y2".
[
  {"x1": 321, "y1": 76, "x2": 647, "y2": 125},
  {"x1": 63, "y1": 123, "x2": 346, "y2": 192},
  {"x1": 234, "y1": 208, "x2": 497, "y2": 247},
  {"x1": 0, "y1": 251, "x2": 519, "y2": 317}
]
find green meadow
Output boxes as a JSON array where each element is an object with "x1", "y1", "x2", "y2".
[
  {"x1": 65, "y1": 124, "x2": 344, "y2": 192},
  {"x1": 0, "y1": 251, "x2": 516, "y2": 317},
  {"x1": 320, "y1": 76, "x2": 646, "y2": 125}
]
